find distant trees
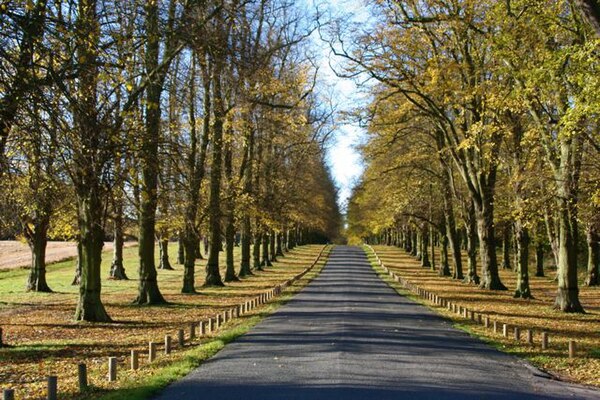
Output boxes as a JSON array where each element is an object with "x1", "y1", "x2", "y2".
[
  {"x1": 0, "y1": 0, "x2": 341, "y2": 322},
  {"x1": 342, "y1": 0, "x2": 600, "y2": 312}
]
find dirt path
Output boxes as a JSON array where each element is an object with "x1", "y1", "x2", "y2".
[{"x1": 0, "y1": 241, "x2": 135, "y2": 271}]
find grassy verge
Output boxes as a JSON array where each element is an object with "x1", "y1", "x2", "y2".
[
  {"x1": 0, "y1": 245, "x2": 329, "y2": 399},
  {"x1": 363, "y1": 245, "x2": 600, "y2": 388}
]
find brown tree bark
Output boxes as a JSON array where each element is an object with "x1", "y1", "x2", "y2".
[{"x1": 584, "y1": 224, "x2": 600, "y2": 286}]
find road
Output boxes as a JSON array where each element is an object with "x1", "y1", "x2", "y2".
[{"x1": 153, "y1": 246, "x2": 600, "y2": 399}]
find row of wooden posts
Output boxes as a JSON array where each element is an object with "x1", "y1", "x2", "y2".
[
  {"x1": 366, "y1": 245, "x2": 579, "y2": 359},
  {"x1": 1, "y1": 246, "x2": 329, "y2": 400}
]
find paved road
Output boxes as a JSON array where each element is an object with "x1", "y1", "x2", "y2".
[{"x1": 154, "y1": 246, "x2": 600, "y2": 399}]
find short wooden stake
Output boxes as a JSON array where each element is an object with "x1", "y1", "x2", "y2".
[
  {"x1": 216, "y1": 314, "x2": 222, "y2": 327},
  {"x1": 190, "y1": 323, "x2": 196, "y2": 339},
  {"x1": 541, "y1": 332, "x2": 549, "y2": 350},
  {"x1": 199, "y1": 321, "x2": 205, "y2": 336},
  {"x1": 78, "y1": 363, "x2": 87, "y2": 391},
  {"x1": 2, "y1": 389, "x2": 14, "y2": 400},
  {"x1": 503, "y1": 324, "x2": 509, "y2": 337},
  {"x1": 493, "y1": 321, "x2": 499, "y2": 333},
  {"x1": 149, "y1": 342, "x2": 157, "y2": 362},
  {"x1": 526, "y1": 329, "x2": 533, "y2": 345},
  {"x1": 165, "y1": 335, "x2": 172, "y2": 354},
  {"x1": 47, "y1": 376, "x2": 58, "y2": 400},
  {"x1": 514, "y1": 327, "x2": 520, "y2": 341},
  {"x1": 131, "y1": 350, "x2": 139, "y2": 370},
  {"x1": 484, "y1": 317, "x2": 489, "y2": 328},
  {"x1": 569, "y1": 340, "x2": 576, "y2": 358},
  {"x1": 108, "y1": 357, "x2": 117, "y2": 382},
  {"x1": 178, "y1": 329, "x2": 185, "y2": 347}
]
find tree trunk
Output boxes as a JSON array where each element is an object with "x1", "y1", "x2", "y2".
[
  {"x1": 158, "y1": 238, "x2": 173, "y2": 270},
  {"x1": 204, "y1": 69, "x2": 225, "y2": 287},
  {"x1": 410, "y1": 230, "x2": 418, "y2": 256},
  {"x1": 502, "y1": 226, "x2": 512, "y2": 270},
  {"x1": 224, "y1": 212, "x2": 238, "y2": 282},
  {"x1": 109, "y1": 215, "x2": 128, "y2": 280},
  {"x1": 474, "y1": 195, "x2": 506, "y2": 290},
  {"x1": 421, "y1": 228, "x2": 430, "y2": 268},
  {"x1": 439, "y1": 233, "x2": 451, "y2": 276},
  {"x1": 514, "y1": 223, "x2": 532, "y2": 299},
  {"x1": 72, "y1": 241, "x2": 82, "y2": 286},
  {"x1": 239, "y1": 217, "x2": 253, "y2": 277},
  {"x1": 26, "y1": 219, "x2": 52, "y2": 292},
  {"x1": 270, "y1": 229, "x2": 277, "y2": 262},
  {"x1": 74, "y1": 191, "x2": 111, "y2": 322},
  {"x1": 73, "y1": 0, "x2": 111, "y2": 322},
  {"x1": 253, "y1": 231, "x2": 262, "y2": 271},
  {"x1": 535, "y1": 243, "x2": 545, "y2": 277},
  {"x1": 429, "y1": 226, "x2": 436, "y2": 271},
  {"x1": 463, "y1": 203, "x2": 480, "y2": 284},
  {"x1": 181, "y1": 233, "x2": 197, "y2": 293},
  {"x1": 276, "y1": 231, "x2": 284, "y2": 257},
  {"x1": 135, "y1": 0, "x2": 166, "y2": 305},
  {"x1": 553, "y1": 139, "x2": 584, "y2": 312},
  {"x1": 261, "y1": 231, "x2": 272, "y2": 267},
  {"x1": 177, "y1": 234, "x2": 184, "y2": 265},
  {"x1": 584, "y1": 225, "x2": 600, "y2": 286}
]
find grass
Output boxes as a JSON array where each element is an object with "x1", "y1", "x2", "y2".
[
  {"x1": 365, "y1": 244, "x2": 600, "y2": 388},
  {"x1": 0, "y1": 242, "x2": 329, "y2": 399}
]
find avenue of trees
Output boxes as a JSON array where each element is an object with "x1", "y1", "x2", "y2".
[
  {"x1": 342, "y1": 0, "x2": 600, "y2": 313},
  {"x1": 0, "y1": 0, "x2": 341, "y2": 321}
]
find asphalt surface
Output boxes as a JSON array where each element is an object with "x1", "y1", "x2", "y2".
[{"x1": 153, "y1": 246, "x2": 600, "y2": 400}]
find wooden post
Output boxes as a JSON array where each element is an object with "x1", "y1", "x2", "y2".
[
  {"x1": 493, "y1": 321, "x2": 498, "y2": 333},
  {"x1": 541, "y1": 332, "x2": 549, "y2": 350},
  {"x1": 47, "y1": 376, "x2": 58, "y2": 400},
  {"x1": 208, "y1": 318, "x2": 213, "y2": 332},
  {"x1": 165, "y1": 335, "x2": 172, "y2": 355},
  {"x1": 484, "y1": 317, "x2": 490, "y2": 328},
  {"x1": 178, "y1": 329, "x2": 185, "y2": 347},
  {"x1": 503, "y1": 324, "x2": 509, "y2": 337},
  {"x1": 190, "y1": 323, "x2": 196, "y2": 339},
  {"x1": 526, "y1": 329, "x2": 533, "y2": 345},
  {"x1": 3, "y1": 389, "x2": 15, "y2": 400},
  {"x1": 199, "y1": 321, "x2": 206, "y2": 336},
  {"x1": 108, "y1": 357, "x2": 117, "y2": 382},
  {"x1": 569, "y1": 340, "x2": 576, "y2": 358},
  {"x1": 78, "y1": 363, "x2": 87, "y2": 391},
  {"x1": 514, "y1": 327, "x2": 520, "y2": 341},
  {"x1": 131, "y1": 350, "x2": 139, "y2": 370},
  {"x1": 149, "y1": 342, "x2": 157, "y2": 362}
]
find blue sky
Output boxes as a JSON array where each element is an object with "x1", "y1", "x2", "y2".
[{"x1": 313, "y1": 0, "x2": 370, "y2": 212}]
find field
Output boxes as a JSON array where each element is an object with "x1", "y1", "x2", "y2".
[
  {"x1": 370, "y1": 244, "x2": 600, "y2": 388},
  {"x1": 0, "y1": 243, "x2": 327, "y2": 399},
  {"x1": 0, "y1": 241, "x2": 136, "y2": 272}
]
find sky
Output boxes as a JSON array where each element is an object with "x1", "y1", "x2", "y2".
[{"x1": 312, "y1": 0, "x2": 371, "y2": 213}]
